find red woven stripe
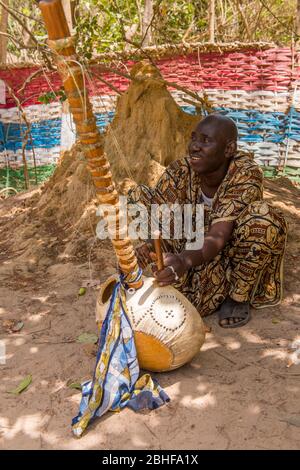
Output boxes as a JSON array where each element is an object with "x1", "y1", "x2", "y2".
[
  {"x1": 1, "y1": 48, "x2": 299, "y2": 109},
  {"x1": 0, "y1": 68, "x2": 62, "y2": 108}
]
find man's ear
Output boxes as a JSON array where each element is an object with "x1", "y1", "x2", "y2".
[{"x1": 225, "y1": 140, "x2": 237, "y2": 159}]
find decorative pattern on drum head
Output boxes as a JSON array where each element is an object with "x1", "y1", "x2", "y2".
[
  {"x1": 130, "y1": 306, "x2": 149, "y2": 328},
  {"x1": 149, "y1": 294, "x2": 187, "y2": 332}
]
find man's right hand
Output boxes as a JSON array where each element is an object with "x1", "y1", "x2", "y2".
[{"x1": 135, "y1": 241, "x2": 155, "y2": 268}]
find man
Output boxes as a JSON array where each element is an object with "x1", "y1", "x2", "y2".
[{"x1": 128, "y1": 114, "x2": 287, "y2": 328}]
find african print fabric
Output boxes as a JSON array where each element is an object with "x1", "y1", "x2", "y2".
[
  {"x1": 128, "y1": 152, "x2": 287, "y2": 316},
  {"x1": 72, "y1": 276, "x2": 169, "y2": 438}
]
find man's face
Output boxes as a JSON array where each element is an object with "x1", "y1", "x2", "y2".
[{"x1": 188, "y1": 120, "x2": 228, "y2": 175}]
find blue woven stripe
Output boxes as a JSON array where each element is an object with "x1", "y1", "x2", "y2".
[
  {"x1": 0, "y1": 107, "x2": 299, "y2": 152},
  {"x1": 182, "y1": 106, "x2": 300, "y2": 143},
  {"x1": 0, "y1": 112, "x2": 115, "y2": 152},
  {"x1": 0, "y1": 119, "x2": 62, "y2": 151}
]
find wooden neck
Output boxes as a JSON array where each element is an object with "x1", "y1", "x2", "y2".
[{"x1": 39, "y1": 0, "x2": 142, "y2": 286}]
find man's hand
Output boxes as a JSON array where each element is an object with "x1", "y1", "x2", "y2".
[
  {"x1": 137, "y1": 221, "x2": 234, "y2": 280},
  {"x1": 152, "y1": 221, "x2": 234, "y2": 285},
  {"x1": 153, "y1": 253, "x2": 188, "y2": 286},
  {"x1": 135, "y1": 241, "x2": 154, "y2": 268}
]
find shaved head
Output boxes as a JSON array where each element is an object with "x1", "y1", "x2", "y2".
[
  {"x1": 198, "y1": 114, "x2": 238, "y2": 143},
  {"x1": 188, "y1": 113, "x2": 238, "y2": 175}
]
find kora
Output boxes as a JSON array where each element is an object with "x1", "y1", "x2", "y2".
[{"x1": 96, "y1": 275, "x2": 206, "y2": 372}]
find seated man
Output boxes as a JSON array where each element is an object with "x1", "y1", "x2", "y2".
[{"x1": 128, "y1": 114, "x2": 287, "y2": 328}]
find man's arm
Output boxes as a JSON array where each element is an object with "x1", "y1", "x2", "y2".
[
  {"x1": 154, "y1": 220, "x2": 234, "y2": 286},
  {"x1": 180, "y1": 220, "x2": 234, "y2": 268}
]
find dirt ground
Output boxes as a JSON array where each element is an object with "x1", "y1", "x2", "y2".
[{"x1": 0, "y1": 175, "x2": 300, "y2": 450}]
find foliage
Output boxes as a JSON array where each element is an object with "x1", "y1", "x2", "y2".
[
  {"x1": 73, "y1": 0, "x2": 298, "y2": 59},
  {"x1": 1, "y1": 0, "x2": 299, "y2": 64},
  {"x1": 5, "y1": 1, "x2": 46, "y2": 63},
  {"x1": 37, "y1": 88, "x2": 66, "y2": 104},
  {"x1": 74, "y1": 0, "x2": 137, "y2": 57}
]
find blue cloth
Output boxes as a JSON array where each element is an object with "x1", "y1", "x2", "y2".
[{"x1": 72, "y1": 273, "x2": 170, "y2": 438}]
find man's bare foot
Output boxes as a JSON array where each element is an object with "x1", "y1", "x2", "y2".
[{"x1": 218, "y1": 297, "x2": 251, "y2": 328}]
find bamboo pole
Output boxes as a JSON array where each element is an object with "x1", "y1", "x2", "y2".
[{"x1": 39, "y1": 0, "x2": 142, "y2": 286}]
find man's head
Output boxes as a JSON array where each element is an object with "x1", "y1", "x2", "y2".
[{"x1": 188, "y1": 114, "x2": 238, "y2": 175}]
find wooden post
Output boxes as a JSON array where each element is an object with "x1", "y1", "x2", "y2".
[
  {"x1": 0, "y1": 0, "x2": 9, "y2": 64},
  {"x1": 141, "y1": 0, "x2": 153, "y2": 46},
  {"x1": 208, "y1": 0, "x2": 215, "y2": 43},
  {"x1": 39, "y1": 0, "x2": 142, "y2": 286},
  {"x1": 61, "y1": 0, "x2": 73, "y2": 33},
  {"x1": 297, "y1": 0, "x2": 300, "y2": 39}
]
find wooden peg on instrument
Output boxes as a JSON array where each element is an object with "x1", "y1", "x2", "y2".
[{"x1": 153, "y1": 234, "x2": 164, "y2": 271}]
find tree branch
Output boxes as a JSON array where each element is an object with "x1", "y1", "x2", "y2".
[
  {"x1": 89, "y1": 70, "x2": 122, "y2": 95},
  {"x1": 234, "y1": 0, "x2": 251, "y2": 40},
  {"x1": 5, "y1": 3, "x2": 43, "y2": 26},
  {"x1": 89, "y1": 63, "x2": 213, "y2": 113},
  {"x1": 17, "y1": 68, "x2": 44, "y2": 95},
  {"x1": 258, "y1": 0, "x2": 299, "y2": 38},
  {"x1": 4, "y1": 81, "x2": 31, "y2": 189},
  {"x1": 182, "y1": 19, "x2": 195, "y2": 44},
  {"x1": 0, "y1": 0, "x2": 53, "y2": 68},
  {"x1": 110, "y1": 0, "x2": 157, "y2": 66},
  {"x1": 250, "y1": 4, "x2": 265, "y2": 39},
  {"x1": 0, "y1": 31, "x2": 39, "y2": 50}
]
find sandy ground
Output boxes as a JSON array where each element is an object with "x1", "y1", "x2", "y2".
[{"x1": 0, "y1": 177, "x2": 300, "y2": 450}]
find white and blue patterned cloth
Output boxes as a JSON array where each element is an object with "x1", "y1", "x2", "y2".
[{"x1": 72, "y1": 272, "x2": 169, "y2": 438}]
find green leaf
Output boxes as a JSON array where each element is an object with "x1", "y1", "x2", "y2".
[
  {"x1": 8, "y1": 375, "x2": 32, "y2": 395},
  {"x1": 272, "y1": 318, "x2": 281, "y2": 324},
  {"x1": 57, "y1": 89, "x2": 67, "y2": 102},
  {"x1": 77, "y1": 333, "x2": 98, "y2": 344},
  {"x1": 37, "y1": 92, "x2": 57, "y2": 105},
  {"x1": 78, "y1": 287, "x2": 86, "y2": 296},
  {"x1": 68, "y1": 382, "x2": 82, "y2": 390}
]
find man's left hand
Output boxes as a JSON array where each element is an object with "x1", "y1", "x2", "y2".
[{"x1": 152, "y1": 253, "x2": 187, "y2": 286}]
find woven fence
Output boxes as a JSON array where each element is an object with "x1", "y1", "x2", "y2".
[{"x1": 0, "y1": 43, "x2": 299, "y2": 192}]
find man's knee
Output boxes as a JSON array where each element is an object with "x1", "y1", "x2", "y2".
[{"x1": 234, "y1": 201, "x2": 287, "y2": 249}]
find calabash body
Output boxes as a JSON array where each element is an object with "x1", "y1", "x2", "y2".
[{"x1": 96, "y1": 275, "x2": 206, "y2": 372}]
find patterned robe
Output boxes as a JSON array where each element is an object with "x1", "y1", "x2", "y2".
[{"x1": 128, "y1": 152, "x2": 287, "y2": 316}]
